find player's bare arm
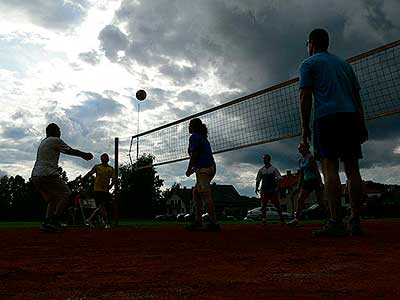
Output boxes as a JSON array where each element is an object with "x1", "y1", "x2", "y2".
[
  {"x1": 300, "y1": 87, "x2": 313, "y2": 142},
  {"x1": 255, "y1": 170, "x2": 261, "y2": 194},
  {"x1": 186, "y1": 151, "x2": 199, "y2": 177},
  {"x1": 82, "y1": 166, "x2": 96, "y2": 181},
  {"x1": 310, "y1": 156, "x2": 323, "y2": 186},
  {"x1": 297, "y1": 169, "x2": 304, "y2": 191},
  {"x1": 65, "y1": 148, "x2": 93, "y2": 161},
  {"x1": 353, "y1": 90, "x2": 369, "y2": 143}
]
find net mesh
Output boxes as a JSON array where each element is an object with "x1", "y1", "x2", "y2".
[{"x1": 127, "y1": 40, "x2": 400, "y2": 166}]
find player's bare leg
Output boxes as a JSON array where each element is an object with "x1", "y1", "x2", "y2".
[{"x1": 343, "y1": 158, "x2": 364, "y2": 235}]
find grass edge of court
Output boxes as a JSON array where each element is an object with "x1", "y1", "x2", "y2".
[{"x1": 1, "y1": 218, "x2": 400, "y2": 229}]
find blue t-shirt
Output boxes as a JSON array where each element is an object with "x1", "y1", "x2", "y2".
[
  {"x1": 299, "y1": 52, "x2": 359, "y2": 120},
  {"x1": 299, "y1": 153, "x2": 317, "y2": 181},
  {"x1": 188, "y1": 133, "x2": 215, "y2": 168}
]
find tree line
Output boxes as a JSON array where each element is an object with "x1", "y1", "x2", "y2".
[{"x1": 0, "y1": 154, "x2": 169, "y2": 221}]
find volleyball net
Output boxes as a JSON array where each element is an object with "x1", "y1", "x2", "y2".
[{"x1": 125, "y1": 40, "x2": 400, "y2": 167}]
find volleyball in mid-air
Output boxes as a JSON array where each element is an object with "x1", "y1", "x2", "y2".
[{"x1": 136, "y1": 89, "x2": 147, "y2": 101}]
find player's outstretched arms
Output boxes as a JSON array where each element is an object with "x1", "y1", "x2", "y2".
[{"x1": 65, "y1": 148, "x2": 93, "y2": 161}]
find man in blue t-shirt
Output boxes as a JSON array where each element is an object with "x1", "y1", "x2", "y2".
[{"x1": 299, "y1": 28, "x2": 368, "y2": 237}]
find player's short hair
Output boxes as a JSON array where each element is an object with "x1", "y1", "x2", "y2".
[
  {"x1": 309, "y1": 28, "x2": 329, "y2": 51},
  {"x1": 46, "y1": 123, "x2": 60, "y2": 137},
  {"x1": 263, "y1": 154, "x2": 271, "y2": 161}
]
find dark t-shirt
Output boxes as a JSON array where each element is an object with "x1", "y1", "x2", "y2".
[{"x1": 188, "y1": 133, "x2": 215, "y2": 168}]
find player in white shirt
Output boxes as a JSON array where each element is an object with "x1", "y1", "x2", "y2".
[
  {"x1": 31, "y1": 123, "x2": 93, "y2": 232},
  {"x1": 255, "y1": 154, "x2": 285, "y2": 225}
]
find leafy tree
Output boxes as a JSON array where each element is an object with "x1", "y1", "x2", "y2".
[
  {"x1": 0, "y1": 176, "x2": 12, "y2": 219},
  {"x1": 119, "y1": 154, "x2": 164, "y2": 218},
  {"x1": 0, "y1": 175, "x2": 45, "y2": 221},
  {"x1": 58, "y1": 167, "x2": 68, "y2": 183}
]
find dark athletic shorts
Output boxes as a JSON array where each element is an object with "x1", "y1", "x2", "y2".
[
  {"x1": 94, "y1": 191, "x2": 112, "y2": 207},
  {"x1": 313, "y1": 112, "x2": 363, "y2": 161},
  {"x1": 302, "y1": 178, "x2": 323, "y2": 193},
  {"x1": 260, "y1": 191, "x2": 280, "y2": 207}
]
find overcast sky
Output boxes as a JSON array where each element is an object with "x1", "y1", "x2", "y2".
[{"x1": 0, "y1": 0, "x2": 399, "y2": 196}]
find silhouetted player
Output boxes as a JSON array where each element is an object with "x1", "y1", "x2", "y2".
[
  {"x1": 185, "y1": 118, "x2": 219, "y2": 231},
  {"x1": 255, "y1": 154, "x2": 285, "y2": 225},
  {"x1": 31, "y1": 123, "x2": 93, "y2": 232},
  {"x1": 299, "y1": 28, "x2": 368, "y2": 236},
  {"x1": 83, "y1": 153, "x2": 115, "y2": 229},
  {"x1": 287, "y1": 142, "x2": 326, "y2": 227}
]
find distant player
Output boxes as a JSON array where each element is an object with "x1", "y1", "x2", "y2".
[
  {"x1": 185, "y1": 118, "x2": 219, "y2": 232},
  {"x1": 299, "y1": 28, "x2": 368, "y2": 236},
  {"x1": 82, "y1": 153, "x2": 115, "y2": 229},
  {"x1": 287, "y1": 142, "x2": 327, "y2": 227},
  {"x1": 255, "y1": 154, "x2": 285, "y2": 225},
  {"x1": 31, "y1": 123, "x2": 93, "y2": 232}
]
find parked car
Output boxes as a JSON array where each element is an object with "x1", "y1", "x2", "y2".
[
  {"x1": 184, "y1": 213, "x2": 195, "y2": 222},
  {"x1": 154, "y1": 215, "x2": 175, "y2": 221},
  {"x1": 222, "y1": 215, "x2": 238, "y2": 221},
  {"x1": 176, "y1": 213, "x2": 187, "y2": 222},
  {"x1": 246, "y1": 206, "x2": 291, "y2": 220},
  {"x1": 299, "y1": 203, "x2": 327, "y2": 220},
  {"x1": 202, "y1": 213, "x2": 210, "y2": 222}
]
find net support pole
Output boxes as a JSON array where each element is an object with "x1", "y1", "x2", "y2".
[
  {"x1": 137, "y1": 101, "x2": 140, "y2": 160},
  {"x1": 114, "y1": 137, "x2": 119, "y2": 226}
]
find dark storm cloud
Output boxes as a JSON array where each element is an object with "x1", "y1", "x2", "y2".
[
  {"x1": 159, "y1": 62, "x2": 201, "y2": 85},
  {"x1": 100, "y1": 0, "x2": 400, "y2": 90},
  {"x1": 78, "y1": 50, "x2": 101, "y2": 65},
  {"x1": 66, "y1": 91, "x2": 125, "y2": 123},
  {"x1": 98, "y1": 25, "x2": 129, "y2": 61},
  {"x1": 0, "y1": 123, "x2": 38, "y2": 166},
  {"x1": 0, "y1": 0, "x2": 90, "y2": 30},
  {"x1": 1, "y1": 127, "x2": 30, "y2": 139},
  {"x1": 363, "y1": 0, "x2": 395, "y2": 32},
  {"x1": 360, "y1": 115, "x2": 400, "y2": 169},
  {"x1": 43, "y1": 91, "x2": 127, "y2": 169},
  {"x1": 97, "y1": 0, "x2": 400, "y2": 185},
  {"x1": 177, "y1": 90, "x2": 210, "y2": 105}
]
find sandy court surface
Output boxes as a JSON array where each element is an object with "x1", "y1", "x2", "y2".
[{"x1": 1, "y1": 221, "x2": 400, "y2": 300}]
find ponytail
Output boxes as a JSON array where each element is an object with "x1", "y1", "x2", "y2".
[
  {"x1": 200, "y1": 124, "x2": 208, "y2": 138},
  {"x1": 189, "y1": 118, "x2": 208, "y2": 138}
]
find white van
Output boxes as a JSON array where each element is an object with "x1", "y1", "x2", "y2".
[{"x1": 245, "y1": 206, "x2": 291, "y2": 220}]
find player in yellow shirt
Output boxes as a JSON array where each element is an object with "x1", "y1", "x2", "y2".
[{"x1": 83, "y1": 153, "x2": 115, "y2": 229}]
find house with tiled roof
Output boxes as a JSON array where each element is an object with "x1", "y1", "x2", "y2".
[
  {"x1": 165, "y1": 186, "x2": 192, "y2": 216},
  {"x1": 278, "y1": 170, "x2": 319, "y2": 213},
  {"x1": 166, "y1": 183, "x2": 258, "y2": 218}
]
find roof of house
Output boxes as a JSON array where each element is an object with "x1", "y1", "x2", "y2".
[
  {"x1": 211, "y1": 184, "x2": 240, "y2": 201},
  {"x1": 280, "y1": 173, "x2": 300, "y2": 189},
  {"x1": 169, "y1": 184, "x2": 242, "y2": 206}
]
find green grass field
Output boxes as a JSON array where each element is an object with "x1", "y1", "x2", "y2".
[
  {"x1": 0, "y1": 219, "x2": 255, "y2": 228},
  {"x1": 1, "y1": 218, "x2": 400, "y2": 229}
]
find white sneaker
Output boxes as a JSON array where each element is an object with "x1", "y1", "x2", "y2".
[
  {"x1": 104, "y1": 224, "x2": 111, "y2": 229},
  {"x1": 85, "y1": 219, "x2": 94, "y2": 228}
]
